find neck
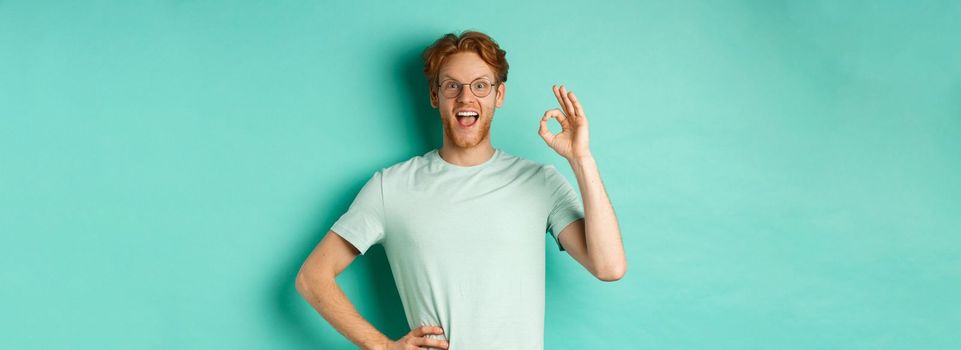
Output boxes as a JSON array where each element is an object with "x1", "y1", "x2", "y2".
[{"x1": 438, "y1": 142, "x2": 495, "y2": 166}]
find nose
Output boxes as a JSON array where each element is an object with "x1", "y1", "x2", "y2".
[{"x1": 456, "y1": 84, "x2": 474, "y2": 103}]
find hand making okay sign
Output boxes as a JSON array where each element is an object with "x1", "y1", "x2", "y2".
[{"x1": 539, "y1": 84, "x2": 592, "y2": 161}]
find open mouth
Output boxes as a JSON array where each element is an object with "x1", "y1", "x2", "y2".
[{"x1": 455, "y1": 111, "x2": 479, "y2": 127}]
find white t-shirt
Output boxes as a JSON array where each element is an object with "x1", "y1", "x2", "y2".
[{"x1": 331, "y1": 147, "x2": 584, "y2": 350}]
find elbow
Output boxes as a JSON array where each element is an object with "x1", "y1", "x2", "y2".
[
  {"x1": 295, "y1": 267, "x2": 335, "y2": 296},
  {"x1": 295, "y1": 271, "x2": 311, "y2": 295},
  {"x1": 295, "y1": 266, "x2": 322, "y2": 296},
  {"x1": 594, "y1": 262, "x2": 627, "y2": 282},
  {"x1": 596, "y1": 270, "x2": 624, "y2": 282}
]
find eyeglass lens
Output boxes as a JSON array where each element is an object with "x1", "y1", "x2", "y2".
[{"x1": 440, "y1": 79, "x2": 494, "y2": 98}]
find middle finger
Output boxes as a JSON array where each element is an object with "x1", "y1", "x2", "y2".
[
  {"x1": 553, "y1": 84, "x2": 571, "y2": 117},
  {"x1": 559, "y1": 85, "x2": 577, "y2": 119}
]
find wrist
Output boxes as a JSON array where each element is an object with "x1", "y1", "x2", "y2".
[
  {"x1": 364, "y1": 337, "x2": 390, "y2": 350},
  {"x1": 567, "y1": 153, "x2": 595, "y2": 165}
]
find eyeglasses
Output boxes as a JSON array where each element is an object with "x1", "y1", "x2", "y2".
[{"x1": 437, "y1": 78, "x2": 500, "y2": 98}]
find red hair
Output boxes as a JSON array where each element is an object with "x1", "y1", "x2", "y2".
[{"x1": 422, "y1": 31, "x2": 509, "y2": 97}]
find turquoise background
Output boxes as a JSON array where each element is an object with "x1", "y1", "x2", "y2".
[{"x1": 2, "y1": 0, "x2": 959, "y2": 349}]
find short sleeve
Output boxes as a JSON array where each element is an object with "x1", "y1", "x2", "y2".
[
  {"x1": 331, "y1": 170, "x2": 386, "y2": 255},
  {"x1": 543, "y1": 165, "x2": 585, "y2": 251}
]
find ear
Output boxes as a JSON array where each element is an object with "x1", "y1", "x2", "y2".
[
  {"x1": 495, "y1": 83, "x2": 506, "y2": 108},
  {"x1": 429, "y1": 88, "x2": 439, "y2": 108}
]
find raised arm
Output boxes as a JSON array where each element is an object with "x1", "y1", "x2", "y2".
[{"x1": 539, "y1": 84, "x2": 627, "y2": 282}]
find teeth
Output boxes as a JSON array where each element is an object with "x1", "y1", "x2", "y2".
[{"x1": 456, "y1": 111, "x2": 479, "y2": 117}]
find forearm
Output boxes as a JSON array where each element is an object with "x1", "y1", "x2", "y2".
[
  {"x1": 296, "y1": 274, "x2": 391, "y2": 350},
  {"x1": 568, "y1": 154, "x2": 626, "y2": 279}
]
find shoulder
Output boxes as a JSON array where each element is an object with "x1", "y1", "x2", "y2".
[
  {"x1": 498, "y1": 149, "x2": 538, "y2": 167},
  {"x1": 376, "y1": 151, "x2": 433, "y2": 179},
  {"x1": 495, "y1": 149, "x2": 562, "y2": 180}
]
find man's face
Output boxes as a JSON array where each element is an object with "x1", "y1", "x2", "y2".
[{"x1": 430, "y1": 52, "x2": 505, "y2": 149}]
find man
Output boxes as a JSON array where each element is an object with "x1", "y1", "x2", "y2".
[{"x1": 295, "y1": 30, "x2": 626, "y2": 350}]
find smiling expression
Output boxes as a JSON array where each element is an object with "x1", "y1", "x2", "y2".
[{"x1": 430, "y1": 52, "x2": 506, "y2": 149}]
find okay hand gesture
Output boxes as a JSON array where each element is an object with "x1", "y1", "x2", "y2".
[{"x1": 539, "y1": 84, "x2": 592, "y2": 161}]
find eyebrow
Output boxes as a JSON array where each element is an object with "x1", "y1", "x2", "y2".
[{"x1": 440, "y1": 74, "x2": 493, "y2": 81}]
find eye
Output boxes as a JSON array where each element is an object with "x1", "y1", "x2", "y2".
[
  {"x1": 472, "y1": 81, "x2": 490, "y2": 89},
  {"x1": 444, "y1": 81, "x2": 459, "y2": 89}
]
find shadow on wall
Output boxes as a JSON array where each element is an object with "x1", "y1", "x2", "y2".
[
  {"x1": 273, "y1": 35, "x2": 442, "y2": 349},
  {"x1": 273, "y1": 183, "x2": 408, "y2": 349},
  {"x1": 397, "y1": 35, "x2": 443, "y2": 154}
]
